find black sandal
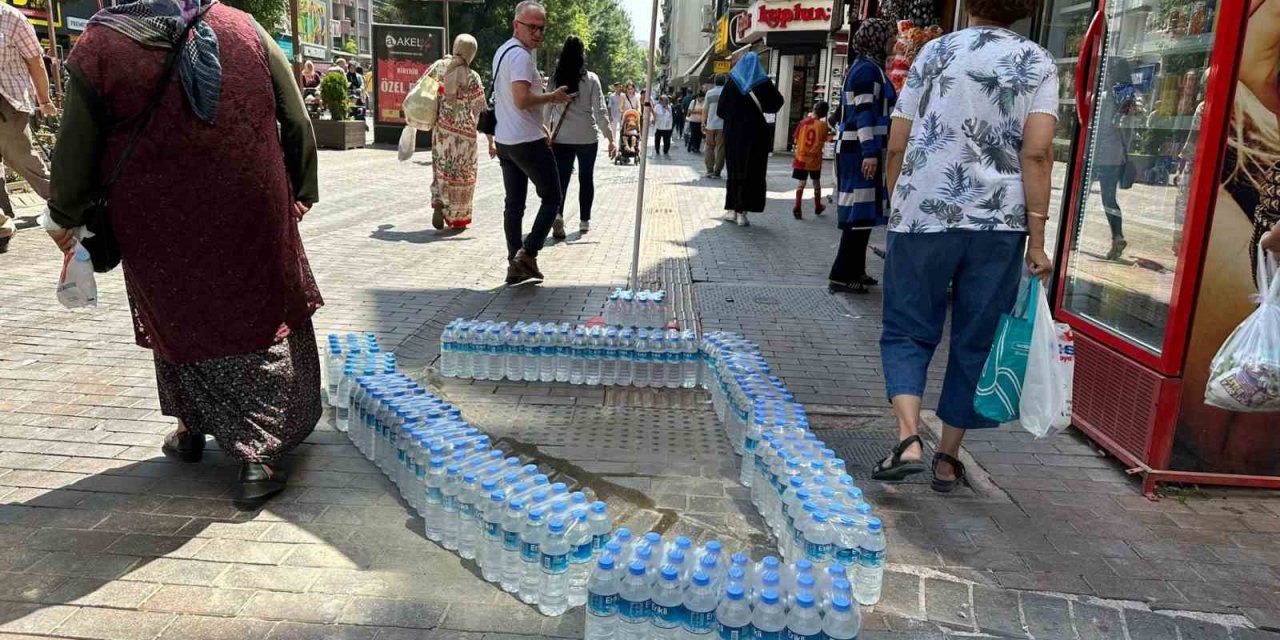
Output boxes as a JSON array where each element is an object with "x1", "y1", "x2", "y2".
[
  {"x1": 859, "y1": 274, "x2": 879, "y2": 287},
  {"x1": 828, "y1": 280, "x2": 868, "y2": 295},
  {"x1": 931, "y1": 452, "x2": 968, "y2": 493},
  {"x1": 871, "y1": 435, "x2": 926, "y2": 481}
]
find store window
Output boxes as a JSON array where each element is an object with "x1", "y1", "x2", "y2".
[{"x1": 786, "y1": 52, "x2": 819, "y2": 150}]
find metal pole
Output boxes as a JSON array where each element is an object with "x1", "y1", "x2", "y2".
[
  {"x1": 443, "y1": 0, "x2": 450, "y2": 44},
  {"x1": 290, "y1": 0, "x2": 303, "y2": 85},
  {"x1": 629, "y1": 0, "x2": 660, "y2": 290}
]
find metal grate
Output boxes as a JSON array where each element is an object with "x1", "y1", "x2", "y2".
[
  {"x1": 1073, "y1": 333, "x2": 1159, "y2": 461},
  {"x1": 809, "y1": 414, "x2": 936, "y2": 486},
  {"x1": 694, "y1": 284, "x2": 851, "y2": 320}
]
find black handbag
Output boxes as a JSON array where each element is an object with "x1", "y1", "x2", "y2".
[
  {"x1": 476, "y1": 44, "x2": 517, "y2": 137},
  {"x1": 81, "y1": 19, "x2": 198, "y2": 273}
]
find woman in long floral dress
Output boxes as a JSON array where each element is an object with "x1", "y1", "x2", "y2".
[{"x1": 428, "y1": 34, "x2": 489, "y2": 230}]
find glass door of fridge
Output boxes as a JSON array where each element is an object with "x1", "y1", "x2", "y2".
[
  {"x1": 1059, "y1": 0, "x2": 1219, "y2": 364},
  {"x1": 1038, "y1": 0, "x2": 1096, "y2": 256}
]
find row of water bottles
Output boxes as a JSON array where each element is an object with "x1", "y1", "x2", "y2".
[
  {"x1": 603, "y1": 289, "x2": 670, "y2": 329},
  {"x1": 334, "y1": 354, "x2": 615, "y2": 616},
  {"x1": 586, "y1": 530, "x2": 862, "y2": 640},
  {"x1": 439, "y1": 319, "x2": 700, "y2": 389},
  {"x1": 324, "y1": 333, "x2": 388, "y2": 406}
]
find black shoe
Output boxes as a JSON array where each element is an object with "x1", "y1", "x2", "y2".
[
  {"x1": 431, "y1": 205, "x2": 445, "y2": 230},
  {"x1": 237, "y1": 462, "x2": 287, "y2": 502},
  {"x1": 828, "y1": 279, "x2": 868, "y2": 294},
  {"x1": 552, "y1": 216, "x2": 567, "y2": 240},
  {"x1": 162, "y1": 429, "x2": 205, "y2": 463},
  {"x1": 859, "y1": 274, "x2": 879, "y2": 287},
  {"x1": 0, "y1": 235, "x2": 10, "y2": 254}
]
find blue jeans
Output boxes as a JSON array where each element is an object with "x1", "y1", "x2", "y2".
[
  {"x1": 552, "y1": 142, "x2": 597, "y2": 222},
  {"x1": 497, "y1": 139, "x2": 563, "y2": 260},
  {"x1": 880, "y1": 231, "x2": 1026, "y2": 429}
]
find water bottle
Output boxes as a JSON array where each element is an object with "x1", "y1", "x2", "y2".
[
  {"x1": 481, "y1": 490, "x2": 507, "y2": 583},
  {"x1": 633, "y1": 329, "x2": 651, "y2": 387},
  {"x1": 588, "y1": 501, "x2": 613, "y2": 551},
  {"x1": 456, "y1": 472, "x2": 480, "y2": 559},
  {"x1": 568, "y1": 510, "x2": 593, "y2": 607},
  {"x1": 537, "y1": 516, "x2": 572, "y2": 616},
  {"x1": 616, "y1": 560, "x2": 651, "y2": 640},
  {"x1": 505, "y1": 324, "x2": 523, "y2": 381},
  {"x1": 802, "y1": 512, "x2": 834, "y2": 571},
  {"x1": 500, "y1": 499, "x2": 526, "y2": 592},
  {"x1": 741, "y1": 416, "x2": 763, "y2": 487},
  {"x1": 649, "y1": 333, "x2": 666, "y2": 388},
  {"x1": 715, "y1": 583, "x2": 752, "y2": 640},
  {"x1": 336, "y1": 366, "x2": 355, "y2": 432},
  {"x1": 325, "y1": 345, "x2": 343, "y2": 405},
  {"x1": 520, "y1": 507, "x2": 548, "y2": 603},
  {"x1": 751, "y1": 589, "x2": 786, "y2": 640},
  {"x1": 822, "y1": 595, "x2": 861, "y2": 640},
  {"x1": 585, "y1": 326, "x2": 604, "y2": 386},
  {"x1": 683, "y1": 570, "x2": 717, "y2": 638},
  {"x1": 617, "y1": 327, "x2": 635, "y2": 386},
  {"x1": 440, "y1": 464, "x2": 464, "y2": 551},
  {"x1": 422, "y1": 457, "x2": 447, "y2": 541},
  {"x1": 649, "y1": 565, "x2": 684, "y2": 640},
  {"x1": 586, "y1": 554, "x2": 621, "y2": 640},
  {"x1": 682, "y1": 331, "x2": 699, "y2": 389},
  {"x1": 601, "y1": 327, "x2": 620, "y2": 386},
  {"x1": 487, "y1": 326, "x2": 505, "y2": 381},
  {"x1": 663, "y1": 334, "x2": 681, "y2": 389},
  {"x1": 784, "y1": 591, "x2": 823, "y2": 640},
  {"x1": 569, "y1": 326, "x2": 587, "y2": 385},
  {"x1": 556, "y1": 325, "x2": 573, "y2": 383},
  {"x1": 539, "y1": 326, "x2": 557, "y2": 383},
  {"x1": 855, "y1": 517, "x2": 885, "y2": 605}
]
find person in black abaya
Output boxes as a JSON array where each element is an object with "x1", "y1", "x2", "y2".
[{"x1": 718, "y1": 51, "x2": 784, "y2": 227}]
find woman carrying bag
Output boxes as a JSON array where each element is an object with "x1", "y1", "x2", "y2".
[
  {"x1": 547, "y1": 36, "x2": 615, "y2": 238},
  {"x1": 423, "y1": 34, "x2": 489, "y2": 231}
]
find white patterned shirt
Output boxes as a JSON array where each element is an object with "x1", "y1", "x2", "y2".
[
  {"x1": 0, "y1": 2, "x2": 42, "y2": 114},
  {"x1": 889, "y1": 27, "x2": 1058, "y2": 233}
]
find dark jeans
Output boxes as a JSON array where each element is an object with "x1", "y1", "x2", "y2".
[
  {"x1": 1097, "y1": 164, "x2": 1124, "y2": 238},
  {"x1": 686, "y1": 122, "x2": 703, "y2": 152},
  {"x1": 655, "y1": 128, "x2": 672, "y2": 155},
  {"x1": 497, "y1": 139, "x2": 563, "y2": 260},
  {"x1": 552, "y1": 142, "x2": 598, "y2": 222},
  {"x1": 673, "y1": 116, "x2": 684, "y2": 137},
  {"x1": 829, "y1": 228, "x2": 871, "y2": 283}
]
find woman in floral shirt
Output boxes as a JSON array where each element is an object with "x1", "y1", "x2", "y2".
[
  {"x1": 873, "y1": 0, "x2": 1057, "y2": 492},
  {"x1": 427, "y1": 34, "x2": 489, "y2": 231}
]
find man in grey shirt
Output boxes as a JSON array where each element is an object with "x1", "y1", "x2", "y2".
[{"x1": 702, "y1": 74, "x2": 727, "y2": 178}]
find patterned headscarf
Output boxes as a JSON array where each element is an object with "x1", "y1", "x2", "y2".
[
  {"x1": 851, "y1": 18, "x2": 894, "y2": 62},
  {"x1": 89, "y1": 0, "x2": 222, "y2": 123}
]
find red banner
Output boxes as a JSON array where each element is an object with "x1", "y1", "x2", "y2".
[
  {"x1": 376, "y1": 59, "x2": 430, "y2": 125},
  {"x1": 372, "y1": 24, "x2": 444, "y2": 127}
]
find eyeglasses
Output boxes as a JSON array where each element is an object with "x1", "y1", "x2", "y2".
[{"x1": 516, "y1": 20, "x2": 546, "y2": 34}]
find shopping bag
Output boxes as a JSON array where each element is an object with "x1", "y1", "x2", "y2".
[
  {"x1": 57, "y1": 242, "x2": 98, "y2": 309},
  {"x1": 402, "y1": 71, "x2": 442, "y2": 131},
  {"x1": 974, "y1": 276, "x2": 1037, "y2": 423},
  {"x1": 1205, "y1": 244, "x2": 1280, "y2": 412},
  {"x1": 397, "y1": 125, "x2": 416, "y2": 162},
  {"x1": 1020, "y1": 280, "x2": 1075, "y2": 437}
]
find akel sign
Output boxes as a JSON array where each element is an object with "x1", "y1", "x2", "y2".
[
  {"x1": 740, "y1": 0, "x2": 834, "y2": 42},
  {"x1": 372, "y1": 23, "x2": 444, "y2": 127}
]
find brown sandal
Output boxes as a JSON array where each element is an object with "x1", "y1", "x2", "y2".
[{"x1": 931, "y1": 452, "x2": 968, "y2": 493}]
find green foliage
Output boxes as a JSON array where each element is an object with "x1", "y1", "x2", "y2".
[
  {"x1": 344, "y1": 38, "x2": 359, "y2": 55},
  {"x1": 320, "y1": 72, "x2": 350, "y2": 120},
  {"x1": 373, "y1": 0, "x2": 649, "y2": 89},
  {"x1": 224, "y1": 0, "x2": 286, "y2": 34}
]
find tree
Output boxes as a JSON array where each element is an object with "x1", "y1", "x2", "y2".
[
  {"x1": 225, "y1": 0, "x2": 286, "y2": 34},
  {"x1": 344, "y1": 38, "x2": 359, "y2": 55}
]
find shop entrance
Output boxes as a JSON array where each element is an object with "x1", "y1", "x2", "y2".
[{"x1": 786, "y1": 52, "x2": 820, "y2": 150}]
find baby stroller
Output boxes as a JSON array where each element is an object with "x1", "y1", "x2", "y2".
[{"x1": 614, "y1": 109, "x2": 641, "y2": 165}]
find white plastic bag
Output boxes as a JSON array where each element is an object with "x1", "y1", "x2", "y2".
[
  {"x1": 397, "y1": 125, "x2": 417, "y2": 162},
  {"x1": 1020, "y1": 279, "x2": 1074, "y2": 437},
  {"x1": 1205, "y1": 245, "x2": 1280, "y2": 412},
  {"x1": 57, "y1": 242, "x2": 97, "y2": 309}
]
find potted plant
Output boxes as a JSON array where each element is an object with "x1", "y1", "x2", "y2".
[{"x1": 313, "y1": 72, "x2": 365, "y2": 150}]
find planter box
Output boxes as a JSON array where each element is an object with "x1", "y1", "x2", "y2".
[{"x1": 313, "y1": 120, "x2": 365, "y2": 150}]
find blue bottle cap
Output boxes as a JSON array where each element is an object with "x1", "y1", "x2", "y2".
[
  {"x1": 797, "y1": 574, "x2": 816, "y2": 589},
  {"x1": 548, "y1": 518, "x2": 566, "y2": 533},
  {"x1": 667, "y1": 549, "x2": 684, "y2": 564},
  {"x1": 490, "y1": 491, "x2": 505, "y2": 503},
  {"x1": 529, "y1": 508, "x2": 545, "y2": 521},
  {"x1": 833, "y1": 578, "x2": 851, "y2": 592},
  {"x1": 605, "y1": 541, "x2": 623, "y2": 556},
  {"x1": 598, "y1": 554, "x2": 615, "y2": 571},
  {"x1": 795, "y1": 591, "x2": 816, "y2": 608},
  {"x1": 760, "y1": 589, "x2": 779, "y2": 606},
  {"x1": 868, "y1": 517, "x2": 883, "y2": 531},
  {"x1": 831, "y1": 594, "x2": 851, "y2": 611},
  {"x1": 692, "y1": 571, "x2": 711, "y2": 587},
  {"x1": 725, "y1": 584, "x2": 745, "y2": 600},
  {"x1": 795, "y1": 559, "x2": 813, "y2": 572},
  {"x1": 731, "y1": 552, "x2": 748, "y2": 567},
  {"x1": 628, "y1": 561, "x2": 647, "y2": 576},
  {"x1": 660, "y1": 566, "x2": 679, "y2": 581},
  {"x1": 590, "y1": 501, "x2": 607, "y2": 514},
  {"x1": 763, "y1": 556, "x2": 780, "y2": 569},
  {"x1": 644, "y1": 532, "x2": 662, "y2": 545}
]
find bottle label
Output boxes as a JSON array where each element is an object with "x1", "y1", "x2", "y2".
[
  {"x1": 426, "y1": 487, "x2": 443, "y2": 504},
  {"x1": 617, "y1": 598, "x2": 648, "y2": 623},
  {"x1": 804, "y1": 540, "x2": 832, "y2": 562},
  {"x1": 784, "y1": 630, "x2": 820, "y2": 640},
  {"x1": 592, "y1": 533, "x2": 610, "y2": 551},
  {"x1": 744, "y1": 436, "x2": 758, "y2": 453},
  {"x1": 860, "y1": 548, "x2": 884, "y2": 568},
  {"x1": 572, "y1": 542, "x2": 593, "y2": 562},
  {"x1": 485, "y1": 522, "x2": 501, "y2": 539},
  {"x1": 650, "y1": 602, "x2": 685, "y2": 628},
  {"x1": 836, "y1": 547, "x2": 859, "y2": 566},
  {"x1": 397, "y1": 449, "x2": 405, "y2": 462},
  {"x1": 754, "y1": 630, "x2": 783, "y2": 640},
  {"x1": 460, "y1": 503, "x2": 475, "y2": 518},
  {"x1": 338, "y1": 407, "x2": 349, "y2": 420},
  {"x1": 588, "y1": 592, "x2": 618, "y2": 617},
  {"x1": 685, "y1": 610, "x2": 715, "y2": 633},
  {"x1": 442, "y1": 495, "x2": 457, "y2": 512},
  {"x1": 521, "y1": 541, "x2": 540, "y2": 562},
  {"x1": 717, "y1": 622, "x2": 750, "y2": 640},
  {"x1": 541, "y1": 552, "x2": 570, "y2": 573},
  {"x1": 503, "y1": 529, "x2": 521, "y2": 551},
  {"x1": 415, "y1": 466, "x2": 426, "y2": 480}
]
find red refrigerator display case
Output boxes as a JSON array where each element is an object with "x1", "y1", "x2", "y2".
[{"x1": 1050, "y1": 0, "x2": 1280, "y2": 496}]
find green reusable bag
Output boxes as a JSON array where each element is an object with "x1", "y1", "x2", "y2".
[{"x1": 974, "y1": 276, "x2": 1038, "y2": 423}]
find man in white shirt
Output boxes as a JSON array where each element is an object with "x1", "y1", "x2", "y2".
[
  {"x1": 701, "y1": 75, "x2": 726, "y2": 178},
  {"x1": 493, "y1": 0, "x2": 573, "y2": 284}
]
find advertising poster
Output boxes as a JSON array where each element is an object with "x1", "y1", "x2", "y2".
[
  {"x1": 1172, "y1": 0, "x2": 1280, "y2": 476},
  {"x1": 372, "y1": 23, "x2": 444, "y2": 129},
  {"x1": 299, "y1": 0, "x2": 328, "y2": 60}
]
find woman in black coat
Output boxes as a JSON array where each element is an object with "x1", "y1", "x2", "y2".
[{"x1": 718, "y1": 51, "x2": 784, "y2": 226}]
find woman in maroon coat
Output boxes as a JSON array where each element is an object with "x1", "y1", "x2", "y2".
[{"x1": 44, "y1": 0, "x2": 321, "y2": 502}]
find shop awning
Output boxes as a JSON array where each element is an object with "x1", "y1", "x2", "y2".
[{"x1": 678, "y1": 44, "x2": 714, "y2": 84}]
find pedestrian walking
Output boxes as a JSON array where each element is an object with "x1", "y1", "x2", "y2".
[
  {"x1": 873, "y1": 0, "x2": 1056, "y2": 491},
  {"x1": 651, "y1": 95, "x2": 674, "y2": 156},
  {"x1": 719, "y1": 52, "x2": 784, "y2": 226},
  {"x1": 0, "y1": 0, "x2": 57, "y2": 254},
  {"x1": 1095, "y1": 57, "x2": 1134, "y2": 261},
  {"x1": 685, "y1": 92, "x2": 704, "y2": 152},
  {"x1": 423, "y1": 34, "x2": 488, "y2": 231},
  {"x1": 702, "y1": 75, "x2": 727, "y2": 178},
  {"x1": 830, "y1": 18, "x2": 897, "y2": 293},
  {"x1": 791, "y1": 100, "x2": 830, "y2": 220},
  {"x1": 547, "y1": 35, "x2": 615, "y2": 238},
  {"x1": 608, "y1": 82, "x2": 624, "y2": 131},
  {"x1": 680, "y1": 90, "x2": 695, "y2": 146},
  {"x1": 672, "y1": 89, "x2": 686, "y2": 138},
  {"x1": 493, "y1": 0, "x2": 573, "y2": 284},
  {"x1": 44, "y1": 0, "x2": 322, "y2": 502}
]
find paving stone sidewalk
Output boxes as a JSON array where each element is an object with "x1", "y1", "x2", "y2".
[{"x1": 0, "y1": 141, "x2": 1277, "y2": 640}]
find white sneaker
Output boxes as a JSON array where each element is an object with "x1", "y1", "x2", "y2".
[
  {"x1": 723, "y1": 211, "x2": 737, "y2": 222},
  {"x1": 579, "y1": 221, "x2": 590, "y2": 233},
  {"x1": 736, "y1": 212, "x2": 750, "y2": 227}
]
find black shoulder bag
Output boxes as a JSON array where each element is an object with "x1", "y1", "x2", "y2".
[
  {"x1": 81, "y1": 18, "x2": 198, "y2": 273},
  {"x1": 477, "y1": 44, "x2": 517, "y2": 137}
]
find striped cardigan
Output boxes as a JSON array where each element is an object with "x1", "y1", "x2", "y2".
[{"x1": 836, "y1": 56, "x2": 897, "y2": 229}]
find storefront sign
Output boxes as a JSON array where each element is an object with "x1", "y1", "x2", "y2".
[
  {"x1": 713, "y1": 60, "x2": 731, "y2": 74},
  {"x1": 739, "y1": 0, "x2": 834, "y2": 43},
  {"x1": 2, "y1": 0, "x2": 62, "y2": 28},
  {"x1": 275, "y1": 35, "x2": 294, "y2": 58},
  {"x1": 372, "y1": 23, "x2": 443, "y2": 127},
  {"x1": 67, "y1": 15, "x2": 86, "y2": 31}
]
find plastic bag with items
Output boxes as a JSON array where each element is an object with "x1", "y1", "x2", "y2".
[
  {"x1": 1019, "y1": 279, "x2": 1074, "y2": 438},
  {"x1": 1205, "y1": 245, "x2": 1280, "y2": 412}
]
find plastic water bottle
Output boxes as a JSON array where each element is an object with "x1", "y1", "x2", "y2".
[
  {"x1": 481, "y1": 491, "x2": 507, "y2": 583},
  {"x1": 649, "y1": 565, "x2": 684, "y2": 640},
  {"x1": 617, "y1": 560, "x2": 651, "y2": 640},
  {"x1": 785, "y1": 591, "x2": 823, "y2": 640},
  {"x1": 555, "y1": 325, "x2": 572, "y2": 383},
  {"x1": 325, "y1": 345, "x2": 343, "y2": 405},
  {"x1": 520, "y1": 507, "x2": 548, "y2": 603},
  {"x1": 649, "y1": 333, "x2": 666, "y2": 388},
  {"x1": 601, "y1": 327, "x2": 620, "y2": 386},
  {"x1": 505, "y1": 324, "x2": 522, "y2": 381},
  {"x1": 515, "y1": 326, "x2": 533, "y2": 381},
  {"x1": 822, "y1": 594, "x2": 861, "y2": 640},
  {"x1": 682, "y1": 331, "x2": 699, "y2": 389},
  {"x1": 662, "y1": 334, "x2": 680, "y2": 389},
  {"x1": 539, "y1": 326, "x2": 557, "y2": 383},
  {"x1": 570, "y1": 327, "x2": 587, "y2": 385},
  {"x1": 586, "y1": 554, "x2": 621, "y2": 640},
  {"x1": 335, "y1": 366, "x2": 355, "y2": 432},
  {"x1": 634, "y1": 329, "x2": 651, "y2": 387},
  {"x1": 456, "y1": 473, "x2": 480, "y2": 559},
  {"x1": 715, "y1": 583, "x2": 752, "y2": 640},
  {"x1": 585, "y1": 326, "x2": 604, "y2": 386},
  {"x1": 567, "y1": 511, "x2": 593, "y2": 607},
  {"x1": 422, "y1": 457, "x2": 447, "y2": 541},
  {"x1": 587, "y1": 501, "x2": 613, "y2": 551},
  {"x1": 500, "y1": 499, "x2": 526, "y2": 592},
  {"x1": 752, "y1": 589, "x2": 786, "y2": 640},
  {"x1": 855, "y1": 517, "x2": 885, "y2": 605},
  {"x1": 537, "y1": 516, "x2": 571, "y2": 616},
  {"x1": 802, "y1": 512, "x2": 834, "y2": 570},
  {"x1": 683, "y1": 570, "x2": 717, "y2": 637},
  {"x1": 617, "y1": 328, "x2": 635, "y2": 386},
  {"x1": 440, "y1": 464, "x2": 464, "y2": 551}
]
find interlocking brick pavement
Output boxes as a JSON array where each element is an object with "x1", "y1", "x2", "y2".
[{"x1": 1, "y1": 138, "x2": 1278, "y2": 639}]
